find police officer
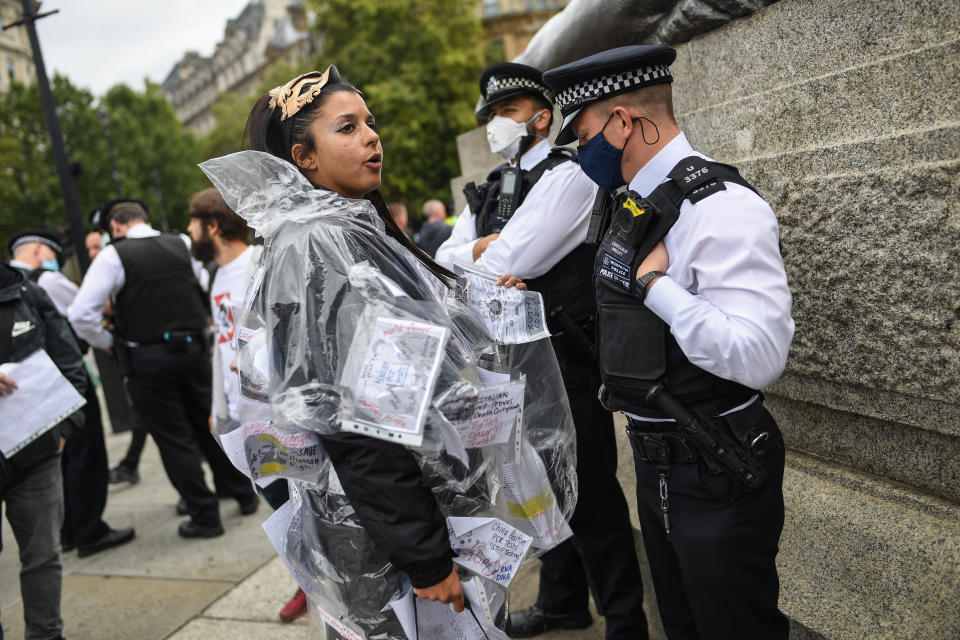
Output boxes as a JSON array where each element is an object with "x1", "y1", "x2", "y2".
[
  {"x1": 8, "y1": 229, "x2": 136, "y2": 557},
  {"x1": 68, "y1": 199, "x2": 258, "y2": 538},
  {"x1": 438, "y1": 63, "x2": 648, "y2": 639},
  {"x1": 542, "y1": 46, "x2": 795, "y2": 639}
]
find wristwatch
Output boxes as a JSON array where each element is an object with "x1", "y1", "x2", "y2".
[{"x1": 635, "y1": 270, "x2": 666, "y2": 302}]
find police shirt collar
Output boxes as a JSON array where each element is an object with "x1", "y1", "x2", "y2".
[
  {"x1": 125, "y1": 223, "x2": 160, "y2": 239},
  {"x1": 628, "y1": 132, "x2": 693, "y2": 198},
  {"x1": 519, "y1": 138, "x2": 551, "y2": 171},
  {"x1": 9, "y1": 259, "x2": 33, "y2": 272}
]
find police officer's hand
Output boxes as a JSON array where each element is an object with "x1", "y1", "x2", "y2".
[
  {"x1": 636, "y1": 241, "x2": 669, "y2": 291},
  {"x1": 57, "y1": 437, "x2": 66, "y2": 454},
  {"x1": 496, "y1": 274, "x2": 527, "y2": 290},
  {"x1": 472, "y1": 233, "x2": 500, "y2": 260},
  {"x1": 0, "y1": 372, "x2": 18, "y2": 396},
  {"x1": 414, "y1": 565, "x2": 465, "y2": 613}
]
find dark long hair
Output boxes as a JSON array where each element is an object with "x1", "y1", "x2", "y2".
[{"x1": 245, "y1": 75, "x2": 457, "y2": 286}]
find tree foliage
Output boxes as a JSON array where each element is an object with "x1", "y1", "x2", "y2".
[
  {"x1": 307, "y1": 0, "x2": 490, "y2": 217},
  {"x1": 0, "y1": 76, "x2": 206, "y2": 249}
]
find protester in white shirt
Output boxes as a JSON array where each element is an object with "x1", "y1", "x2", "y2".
[
  {"x1": 186, "y1": 188, "x2": 261, "y2": 431},
  {"x1": 186, "y1": 187, "x2": 307, "y2": 623}
]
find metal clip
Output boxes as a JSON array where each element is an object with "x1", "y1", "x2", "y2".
[
  {"x1": 750, "y1": 431, "x2": 769, "y2": 448},
  {"x1": 658, "y1": 467, "x2": 671, "y2": 540}
]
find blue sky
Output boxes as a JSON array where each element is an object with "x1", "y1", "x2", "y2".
[{"x1": 32, "y1": 0, "x2": 251, "y2": 96}]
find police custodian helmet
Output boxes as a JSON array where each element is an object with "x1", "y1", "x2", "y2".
[{"x1": 542, "y1": 45, "x2": 677, "y2": 145}]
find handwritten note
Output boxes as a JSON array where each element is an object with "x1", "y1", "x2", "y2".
[
  {"x1": 452, "y1": 261, "x2": 550, "y2": 345},
  {"x1": 342, "y1": 317, "x2": 448, "y2": 447},
  {"x1": 448, "y1": 516, "x2": 533, "y2": 587},
  {"x1": 441, "y1": 381, "x2": 524, "y2": 449},
  {"x1": 241, "y1": 421, "x2": 322, "y2": 487}
]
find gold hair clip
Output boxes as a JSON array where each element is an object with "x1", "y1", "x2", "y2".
[{"x1": 267, "y1": 67, "x2": 334, "y2": 121}]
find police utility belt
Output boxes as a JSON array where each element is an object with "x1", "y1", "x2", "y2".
[{"x1": 625, "y1": 391, "x2": 768, "y2": 470}]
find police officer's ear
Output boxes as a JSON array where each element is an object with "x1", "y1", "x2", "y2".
[{"x1": 531, "y1": 108, "x2": 551, "y2": 134}]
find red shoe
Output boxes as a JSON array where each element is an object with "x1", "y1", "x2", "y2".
[{"x1": 279, "y1": 588, "x2": 308, "y2": 623}]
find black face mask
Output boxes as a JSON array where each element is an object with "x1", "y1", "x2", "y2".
[{"x1": 190, "y1": 225, "x2": 216, "y2": 263}]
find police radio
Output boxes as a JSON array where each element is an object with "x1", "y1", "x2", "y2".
[{"x1": 492, "y1": 165, "x2": 521, "y2": 232}]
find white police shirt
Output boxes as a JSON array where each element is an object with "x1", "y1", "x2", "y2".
[
  {"x1": 636, "y1": 133, "x2": 794, "y2": 392},
  {"x1": 435, "y1": 139, "x2": 598, "y2": 279},
  {"x1": 67, "y1": 223, "x2": 208, "y2": 350},
  {"x1": 9, "y1": 259, "x2": 78, "y2": 316}
]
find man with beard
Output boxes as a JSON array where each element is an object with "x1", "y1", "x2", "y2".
[
  {"x1": 68, "y1": 198, "x2": 258, "y2": 538},
  {"x1": 186, "y1": 188, "x2": 307, "y2": 621}
]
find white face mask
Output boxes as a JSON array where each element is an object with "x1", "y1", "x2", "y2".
[{"x1": 485, "y1": 112, "x2": 542, "y2": 159}]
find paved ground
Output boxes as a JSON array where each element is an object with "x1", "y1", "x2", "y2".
[{"x1": 1, "y1": 425, "x2": 616, "y2": 639}]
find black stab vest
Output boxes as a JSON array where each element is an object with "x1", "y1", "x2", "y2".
[
  {"x1": 465, "y1": 148, "x2": 596, "y2": 332},
  {"x1": 594, "y1": 156, "x2": 761, "y2": 417},
  {"x1": 113, "y1": 234, "x2": 208, "y2": 344},
  {"x1": 466, "y1": 147, "x2": 577, "y2": 237}
]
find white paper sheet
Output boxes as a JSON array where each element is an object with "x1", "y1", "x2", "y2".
[
  {"x1": 390, "y1": 578, "x2": 509, "y2": 640},
  {"x1": 0, "y1": 349, "x2": 86, "y2": 457},
  {"x1": 442, "y1": 381, "x2": 524, "y2": 450},
  {"x1": 240, "y1": 421, "x2": 323, "y2": 487},
  {"x1": 262, "y1": 501, "x2": 314, "y2": 596},
  {"x1": 452, "y1": 261, "x2": 550, "y2": 345},
  {"x1": 342, "y1": 317, "x2": 448, "y2": 447},
  {"x1": 219, "y1": 427, "x2": 252, "y2": 479},
  {"x1": 502, "y1": 440, "x2": 573, "y2": 549},
  {"x1": 448, "y1": 516, "x2": 533, "y2": 587}
]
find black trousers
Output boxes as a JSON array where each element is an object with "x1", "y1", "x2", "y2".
[
  {"x1": 633, "y1": 407, "x2": 789, "y2": 640},
  {"x1": 536, "y1": 342, "x2": 648, "y2": 640},
  {"x1": 61, "y1": 376, "x2": 110, "y2": 546},
  {"x1": 125, "y1": 342, "x2": 255, "y2": 528}
]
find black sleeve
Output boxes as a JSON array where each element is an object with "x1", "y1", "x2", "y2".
[
  {"x1": 321, "y1": 432, "x2": 453, "y2": 588},
  {"x1": 31, "y1": 283, "x2": 86, "y2": 437}
]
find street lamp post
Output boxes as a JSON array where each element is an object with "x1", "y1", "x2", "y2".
[{"x1": 3, "y1": 1, "x2": 90, "y2": 273}]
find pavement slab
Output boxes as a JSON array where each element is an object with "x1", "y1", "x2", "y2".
[
  {"x1": 3, "y1": 574, "x2": 234, "y2": 640},
  {"x1": 203, "y1": 555, "x2": 309, "y2": 625},
  {"x1": 167, "y1": 618, "x2": 318, "y2": 640}
]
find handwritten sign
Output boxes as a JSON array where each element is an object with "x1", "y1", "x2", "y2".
[
  {"x1": 441, "y1": 381, "x2": 524, "y2": 449},
  {"x1": 342, "y1": 316, "x2": 448, "y2": 447},
  {"x1": 242, "y1": 421, "x2": 322, "y2": 487},
  {"x1": 448, "y1": 516, "x2": 533, "y2": 587}
]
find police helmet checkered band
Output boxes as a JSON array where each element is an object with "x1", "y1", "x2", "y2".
[
  {"x1": 9, "y1": 234, "x2": 61, "y2": 254},
  {"x1": 554, "y1": 65, "x2": 670, "y2": 114},
  {"x1": 485, "y1": 76, "x2": 554, "y2": 104}
]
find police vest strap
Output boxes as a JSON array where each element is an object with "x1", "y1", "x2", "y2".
[
  {"x1": 659, "y1": 155, "x2": 760, "y2": 207},
  {"x1": 27, "y1": 269, "x2": 44, "y2": 284}
]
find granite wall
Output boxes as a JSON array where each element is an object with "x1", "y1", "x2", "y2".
[{"x1": 451, "y1": 1, "x2": 960, "y2": 638}]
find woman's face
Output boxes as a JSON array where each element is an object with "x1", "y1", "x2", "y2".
[{"x1": 293, "y1": 90, "x2": 382, "y2": 199}]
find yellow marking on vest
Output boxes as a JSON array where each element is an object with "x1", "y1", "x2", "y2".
[
  {"x1": 623, "y1": 198, "x2": 645, "y2": 217},
  {"x1": 506, "y1": 491, "x2": 554, "y2": 519},
  {"x1": 259, "y1": 462, "x2": 290, "y2": 475},
  {"x1": 257, "y1": 433, "x2": 288, "y2": 451}
]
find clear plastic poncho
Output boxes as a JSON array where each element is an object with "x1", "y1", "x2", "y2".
[{"x1": 200, "y1": 151, "x2": 577, "y2": 640}]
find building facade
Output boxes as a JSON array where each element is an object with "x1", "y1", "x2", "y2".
[
  {"x1": 0, "y1": 0, "x2": 35, "y2": 94},
  {"x1": 481, "y1": 0, "x2": 568, "y2": 61},
  {"x1": 161, "y1": 0, "x2": 316, "y2": 135}
]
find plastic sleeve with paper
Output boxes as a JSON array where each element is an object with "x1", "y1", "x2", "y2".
[{"x1": 200, "y1": 151, "x2": 577, "y2": 640}]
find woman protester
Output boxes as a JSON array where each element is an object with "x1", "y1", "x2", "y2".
[{"x1": 199, "y1": 67, "x2": 578, "y2": 639}]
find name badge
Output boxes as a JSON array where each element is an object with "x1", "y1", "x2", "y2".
[{"x1": 598, "y1": 236, "x2": 635, "y2": 292}]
